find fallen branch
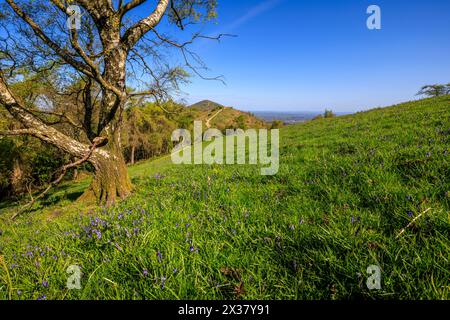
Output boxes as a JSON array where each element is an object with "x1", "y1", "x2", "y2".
[
  {"x1": 396, "y1": 208, "x2": 432, "y2": 239},
  {"x1": 11, "y1": 137, "x2": 107, "y2": 220}
]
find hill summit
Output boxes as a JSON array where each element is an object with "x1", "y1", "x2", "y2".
[{"x1": 189, "y1": 100, "x2": 225, "y2": 111}]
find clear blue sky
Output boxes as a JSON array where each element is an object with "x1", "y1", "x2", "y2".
[{"x1": 162, "y1": 0, "x2": 450, "y2": 112}]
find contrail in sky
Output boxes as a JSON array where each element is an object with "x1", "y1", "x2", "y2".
[{"x1": 222, "y1": 0, "x2": 285, "y2": 32}]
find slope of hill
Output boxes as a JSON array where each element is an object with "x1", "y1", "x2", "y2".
[
  {"x1": 189, "y1": 100, "x2": 267, "y2": 130},
  {"x1": 0, "y1": 96, "x2": 449, "y2": 300}
]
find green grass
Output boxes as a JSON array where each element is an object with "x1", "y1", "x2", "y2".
[{"x1": 0, "y1": 96, "x2": 449, "y2": 300}]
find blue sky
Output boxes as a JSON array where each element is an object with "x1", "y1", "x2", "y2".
[{"x1": 160, "y1": 0, "x2": 450, "y2": 112}]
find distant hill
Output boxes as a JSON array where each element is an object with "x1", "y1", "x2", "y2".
[
  {"x1": 189, "y1": 100, "x2": 225, "y2": 111},
  {"x1": 188, "y1": 100, "x2": 267, "y2": 130}
]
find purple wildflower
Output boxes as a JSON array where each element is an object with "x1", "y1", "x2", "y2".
[
  {"x1": 351, "y1": 216, "x2": 360, "y2": 224},
  {"x1": 157, "y1": 251, "x2": 163, "y2": 263},
  {"x1": 133, "y1": 228, "x2": 139, "y2": 236},
  {"x1": 42, "y1": 280, "x2": 49, "y2": 288},
  {"x1": 37, "y1": 295, "x2": 46, "y2": 300},
  {"x1": 173, "y1": 268, "x2": 178, "y2": 274},
  {"x1": 407, "y1": 211, "x2": 414, "y2": 218},
  {"x1": 93, "y1": 229, "x2": 102, "y2": 240},
  {"x1": 143, "y1": 269, "x2": 149, "y2": 277}
]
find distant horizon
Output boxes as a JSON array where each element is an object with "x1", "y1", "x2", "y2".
[{"x1": 185, "y1": 95, "x2": 427, "y2": 115}]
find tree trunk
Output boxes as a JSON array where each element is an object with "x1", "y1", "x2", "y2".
[
  {"x1": 80, "y1": 146, "x2": 132, "y2": 206},
  {"x1": 11, "y1": 158, "x2": 25, "y2": 195},
  {"x1": 131, "y1": 145, "x2": 136, "y2": 165}
]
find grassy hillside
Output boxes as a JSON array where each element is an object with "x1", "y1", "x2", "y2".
[{"x1": 0, "y1": 96, "x2": 449, "y2": 300}]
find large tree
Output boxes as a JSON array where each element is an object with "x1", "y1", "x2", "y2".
[{"x1": 0, "y1": 0, "x2": 218, "y2": 206}]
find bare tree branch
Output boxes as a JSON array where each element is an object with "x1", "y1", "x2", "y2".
[
  {"x1": 121, "y1": 0, "x2": 169, "y2": 50},
  {"x1": 5, "y1": 0, "x2": 94, "y2": 77}
]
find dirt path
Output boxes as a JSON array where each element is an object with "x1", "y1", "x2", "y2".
[{"x1": 205, "y1": 108, "x2": 224, "y2": 129}]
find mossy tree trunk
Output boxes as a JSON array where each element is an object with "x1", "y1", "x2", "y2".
[{"x1": 82, "y1": 143, "x2": 132, "y2": 206}]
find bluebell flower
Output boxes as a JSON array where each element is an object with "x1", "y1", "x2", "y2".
[
  {"x1": 42, "y1": 280, "x2": 49, "y2": 288},
  {"x1": 157, "y1": 251, "x2": 163, "y2": 262},
  {"x1": 93, "y1": 229, "x2": 102, "y2": 240},
  {"x1": 37, "y1": 295, "x2": 47, "y2": 300},
  {"x1": 407, "y1": 211, "x2": 414, "y2": 218}
]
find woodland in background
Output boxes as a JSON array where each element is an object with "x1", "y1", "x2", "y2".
[
  {"x1": 1, "y1": 96, "x2": 192, "y2": 200},
  {"x1": 0, "y1": 76, "x2": 266, "y2": 200}
]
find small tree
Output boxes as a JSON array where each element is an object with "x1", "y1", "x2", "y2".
[
  {"x1": 417, "y1": 84, "x2": 447, "y2": 97},
  {"x1": 324, "y1": 109, "x2": 336, "y2": 118},
  {"x1": 270, "y1": 120, "x2": 284, "y2": 129}
]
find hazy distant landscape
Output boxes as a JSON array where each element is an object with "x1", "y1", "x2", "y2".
[{"x1": 253, "y1": 111, "x2": 351, "y2": 124}]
